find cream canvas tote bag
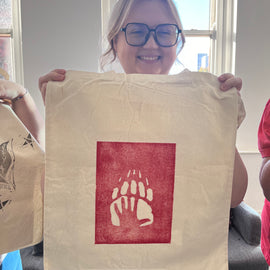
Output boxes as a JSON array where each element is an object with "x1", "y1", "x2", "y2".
[
  {"x1": 0, "y1": 104, "x2": 44, "y2": 254},
  {"x1": 45, "y1": 70, "x2": 245, "y2": 270}
]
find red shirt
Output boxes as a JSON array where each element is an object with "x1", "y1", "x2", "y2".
[
  {"x1": 259, "y1": 100, "x2": 270, "y2": 157},
  {"x1": 258, "y1": 99, "x2": 270, "y2": 265}
]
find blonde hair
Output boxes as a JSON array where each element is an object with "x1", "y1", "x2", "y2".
[{"x1": 100, "y1": 0, "x2": 185, "y2": 71}]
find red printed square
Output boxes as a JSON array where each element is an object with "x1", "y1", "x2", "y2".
[{"x1": 95, "y1": 142, "x2": 176, "y2": 244}]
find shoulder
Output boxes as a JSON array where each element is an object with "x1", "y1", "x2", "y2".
[
  {"x1": 260, "y1": 99, "x2": 270, "y2": 128},
  {"x1": 264, "y1": 99, "x2": 270, "y2": 114}
]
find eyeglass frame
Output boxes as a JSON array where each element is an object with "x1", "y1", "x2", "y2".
[{"x1": 120, "y1": 23, "x2": 182, "y2": 48}]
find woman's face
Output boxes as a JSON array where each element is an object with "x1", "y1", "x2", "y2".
[{"x1": 114, "y1": 0, "x2": 178, "y2": 75}]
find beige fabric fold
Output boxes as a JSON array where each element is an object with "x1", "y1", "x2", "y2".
[
  {"x1": 0, "y1": 104, "x2": 44, "y2": 254},
  {"x1": 45, "y1": 70, "x2": 245, "y2": 270}
]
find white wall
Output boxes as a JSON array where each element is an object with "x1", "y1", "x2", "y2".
[
  {"x1": 236, "y1": 0, "x2": 270, "y2": 153},
  {"x1": 21, "y1": 0, "x2": 101, "y2": 116},
  {"x1": 236, "y1": 0, "x2": 270, "y2": 211}
]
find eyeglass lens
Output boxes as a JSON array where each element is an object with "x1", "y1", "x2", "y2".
[{"x1": 125, "y1": 23, "x2": 179, "y2": 47}]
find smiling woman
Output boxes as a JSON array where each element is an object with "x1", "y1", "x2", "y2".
[
  {"x1": 101, "y1": 0, "x2": 237, "y2": 75},
  {"x1": 112, "y1": 0, "x2": 183, "y2": 74},
  {"x1": 0, "y1": 0, "x2": 269, "y2": 268},
  {"x1": 100, "y1": 0, "x2": 185, "y2": 74},
  {"x1": 37, "y1": 0, "x2": 247, "y2": 211},
  {"x1": 0, "y1": 0, "x2": 258, "y2": 268}
]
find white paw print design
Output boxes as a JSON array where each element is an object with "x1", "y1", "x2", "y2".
[{"x1": 110, "y1": 169, "x2": 154, "y2": 227}]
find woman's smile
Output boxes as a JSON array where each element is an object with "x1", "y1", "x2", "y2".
[
  {"x1": 114, "y1": 0, "x2": 178, "y2": 75},
  {"x1": 137, "y1": 55, "x2": 161, "y2": 62}
]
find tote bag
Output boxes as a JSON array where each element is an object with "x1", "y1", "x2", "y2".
[
  {"x1": 45, "y1": 70, "x2": 245, "y2": 270},
  {"x1": 0, "y1": 104, "x2": 44, "y2": 254}
]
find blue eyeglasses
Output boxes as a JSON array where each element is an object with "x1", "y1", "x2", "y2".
[{"x1": 121, "y1": 23, "x2": 181, "y2": 47}]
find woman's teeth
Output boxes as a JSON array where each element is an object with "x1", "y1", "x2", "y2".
[{"x1": 139, "y1": 56, "x2": 159, "y2": 61}]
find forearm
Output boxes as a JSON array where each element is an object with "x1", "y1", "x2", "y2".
[
  {"x1": 1, "y1": 80, "x2": 45, "y2": 149},
  {"x1": 260, "y1": 158, "x2": 270, "y2": 201},
  {"x1": 12, "y1": 92, "x2": 44, "y2": 149},
  {"x1": 230, "y1": 149, "x2": 248, "y2": 208}
]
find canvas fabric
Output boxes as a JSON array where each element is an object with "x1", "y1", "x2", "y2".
[
  {"x1": 0, "y1": 104, "x2": 44, "y2": 254},
  {"x1": 45, "y1": 70, "x2": 245, "y2": 270}
]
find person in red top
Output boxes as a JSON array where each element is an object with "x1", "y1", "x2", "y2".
[{"x1": 258, "y1": 99, "x2": 270, "y2": 265}]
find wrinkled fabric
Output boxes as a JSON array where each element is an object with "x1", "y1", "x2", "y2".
[
  {"x1": 45, "y1": 70, "x2": 245, "y2": 270},
  {"x1": 0, "y1": 105, "x2": 44, "y2": 254}
]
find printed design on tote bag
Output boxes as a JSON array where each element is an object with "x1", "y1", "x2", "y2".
[
  {"x1": 95, "y1": 141, "x2": 176, "y2": 244},
  {"x1": 110, "y1": 169, "x2": 154, "y2": 227},
  {"x1": 0, "y1": 133, "x2": 34, "y2": 210},
  {"x1": 23, "y1": 133, "x2": 34, "y2": 148},
  {"x1": 0, "y1": 140, "x2": 15, "y2": 210}
]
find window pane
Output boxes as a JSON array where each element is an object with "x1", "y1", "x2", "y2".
[
  {"x1": 0, "y1": 37, "x2": 13, "y2": 80},
  {"x1": 170, "y1": 36, "x2": 210, "y2": 74},
  {"x1": 0, "y1": 0, "x2": 12, "y2": 28},
  {"x1": 173, "y1": 0, "x2": 210, "y2": 30}
]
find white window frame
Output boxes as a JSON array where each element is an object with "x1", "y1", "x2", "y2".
[
  {"x1": 0, "y1": 0, "x2": 24, "y2": 84},
  {"x1": 212, "y1": 0, "x2": 238, "y2": 75},
  {"x1": 101, "y1": 0, "x2": 238, "y2": 75}
]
